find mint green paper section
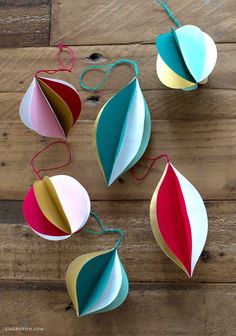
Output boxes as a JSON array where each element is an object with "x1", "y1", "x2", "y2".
[
  {"x1": 96, "y1": 79, "x2": 136, "y2": 184},
  {"x1": 96, "y1": 262, "x2": 129, "y2": 314},
  {"x1": 156, "y1": 29, "x2": 195, "y2": 83},
  {"x1": 175, "y1": 25, "x2": 206, "y2": 83},
  {"x1": 76, "y1": 250, "x2": 115, "y2": 316},
  {"x1": 125, "y1": 99, "x2": 151, "y2": 172}
]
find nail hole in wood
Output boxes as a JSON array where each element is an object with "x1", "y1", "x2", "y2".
[
  {"x1": 201, "y1": 250, "x2": 211, "y2": 262},
  {"x1": 86, "y1": 95, "x2": 100, "y2": 105},
  {"x1": 86, "y1": 53, "x2": 103, "y2": 62}
]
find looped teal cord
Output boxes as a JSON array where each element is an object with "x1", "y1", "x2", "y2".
[
  {"x1": 156, "y1": 0, "x2": 181, "y2": 28},
  {"x1": 79, "y1": 59, "x2": 139, "y2": 91},
  {"x1": 83, "y1": 211, "x2": 123, "y2": 250}
]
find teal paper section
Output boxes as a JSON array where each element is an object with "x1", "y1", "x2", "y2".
[
  {"x1": 125, "y1": 99, "x2": 151, "y2": 172},
  {"x1": 156, "y1": 29, "x2": 195, "y2": 83},
  {"x1": 76, "y1": 250, "x2": 115, "y2": 316},
  {"x1": 96, "y1": 262, "x2": 129, "y2": 314},
  {"x1": 175, "y1": 25, "x2": 206, "y2": 83},
  {"x1": 96, "y1": 79, "x2": 136, "y2": 185}
]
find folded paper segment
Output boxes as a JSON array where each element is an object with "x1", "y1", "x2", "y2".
[
  {"x1": 150, "y1": 163, "x2": 208, "y2": 277},
  {"x1": 19, "y1": 76, "x2": 81, "y2": 138},
  {"x1": 66, "y1": 249, "x2": 129, "y2": 317},
  {"x1": 23, "y1": 175, "x2": 90, "y2": 241},
  {"x1": 156, "y1": 25, "x2": 217, "y2": 90},
  {"x1": 94, "y1": 77, "x2": 151, "y2": 186}
]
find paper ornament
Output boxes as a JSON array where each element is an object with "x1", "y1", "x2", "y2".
[
  {"x1": 19, "y1": 44, "x2": 81, "y2": 138},
  {"x1": 155, "y1": 1, "x2": 217, "y2": 90},
  {"x1": 150, "y1": 161, "x2": 208, "y2": 277},
  {"x1": 66, "y1": 248, "x2": 129, "y2": 317},
  {"x1": 80, "y1": 59, "x2": 151, "y2": 186},
  {"x1": 156, "y1": 25, "x2": 217, "y2": 90},
  {"x1": 23, "y1": 175, "x2": 90, "y2": 240}
]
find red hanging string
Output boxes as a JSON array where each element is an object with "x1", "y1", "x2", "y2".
[
  {"x1": 30, "y1": 140, "x2": 72, "y2": 180},
  {"x1": 130, "y1": 153, "x2": 170, "y2": 182},
  {"x1": 35, "y1": 42, "x2": 75, "y2": 77}
]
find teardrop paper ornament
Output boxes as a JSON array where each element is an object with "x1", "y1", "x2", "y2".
[
  {"x1": 150, "y1": 162, "x2": 208, "y2": 277},
  {"x1": 156, "y1": 25, "x2": 217, "y2": 90},
  {"x1": 23, "y1": 175, "x2": 90, "y2": 240},
  {"x1": 19, "y1": 44, "x2": 81, "y2": 138},
  {"x1": 66, "y1": 248, "x2": 129, "y2": 317},
  {"x1": 80, "y1": 60, "x2": 151, "y2": 186}
]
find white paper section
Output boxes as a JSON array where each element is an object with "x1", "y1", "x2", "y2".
[
  {"x1": 19, "y1": 78, "x2": 35, "y2": 129},
  {"x1": 109, "y1": 79, "x2": 145, "y2": 185},
  {"x1": 172, "y1": 165, "x2": 208, "y2": 275},
  {"x1": 50, "y1": 175, "x2": 91, "y2": 233},
  {"x1": 199, "y1": 32, "x2": 217, "y2": 82},
  {"x1": 84, "y1": 250, "x2": 122, "y2": 315},
  {"x1": 31, "y1": 228, "x2": 70, "y2": 241}
]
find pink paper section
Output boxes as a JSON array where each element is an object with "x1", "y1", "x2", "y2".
[
  {"x1": 30, "y1": 79, "x2": 64, "y2": 138},
  {"x1": 49, "y1": 175, "x2": 91, "y2": 233},
  {"x1": 23, "y1": 186, "x2": 66, "y2": 237}
]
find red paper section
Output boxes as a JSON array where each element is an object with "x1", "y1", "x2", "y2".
[
  {"x1": 38, "y1": 77, "x2": 81, "y2": 124},
  {"x1": 23, "y1": 186, "x2": 66, "y2": 237},
  {"x1": 156, "y1": 164, "x2": 192, "y2": 276}
]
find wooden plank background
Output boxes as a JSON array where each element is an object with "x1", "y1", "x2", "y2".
[{"x1": 0, "y1": 0, "x2": 236, "y2": 335}]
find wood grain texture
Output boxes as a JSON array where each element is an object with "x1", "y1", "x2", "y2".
[
  {"x1": 50, "y1": 0, "x2": 236, "y2": 45},
  {"x1": 0, "y1": 200, "x2": 235, "y2": 282},
  {"x1": 1, "y1": 120, "x2": 236, "y2": 200},
  {"x1": 0, "y1": 44, "x2": 236, "y2": 92},
  {"x1": 0, "y1": 0, "x2": 51, "y2": 48},
  {"x1": 2, "y1": 89, "x2": 236, "y2": 122},
  {"x1": 0, "y1": 282, "x2": 235, "y2": 336}
]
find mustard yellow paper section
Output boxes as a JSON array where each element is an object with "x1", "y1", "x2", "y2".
[
  {"x1": 66, "y1": 249, "x2": 111, "y2": 316},
  {"x1": 156, "y1": 55, "x2": 195, "y2": 89},
  {"x1": 34, "y1": 176, "x2": 71, "y2": 234},
  {"x1": 150, "y1": 164, "x2": 189, "y2": 276},
  {"x1": 37, "y1": 78, "x2": 73, "y2": 136}
]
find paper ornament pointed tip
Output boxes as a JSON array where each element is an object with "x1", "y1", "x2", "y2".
[
  {"x1": 156, "y1": 25, "x2": 217, "y2": 90},
  {"x1": 23, "y1": 175, "x2": 91, "y2": 241},
  {"x1": 20, "y1": 76, "x2": 81, "y2": 138},
  {"x1": 66, "y1": 249, "x2": 129, "y2": 317},
  {"x1": 150, "y1": 162, "x2": 208, "y2": 276},
  {"x1": 94, "y1": 77, "x2": 151, "y2": 186}
]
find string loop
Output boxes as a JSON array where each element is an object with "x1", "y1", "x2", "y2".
[
  {"x1": 79, "y1": 59, "x2": 139, "y2": 91},
  {"x1": 30, "y1": 140, "x2": 72, "y2": 180},
  {"x1": 130, "y1": 153, "x2": 170, "y2": 182},
  {"x1": 84, "y1": 211, "x2": 123, "y2": 250},
  {"x1": 155, "y1": 0, "x2": 181, "y2": 28},
  {"x1": 35, "y1": 42, "x2": 75, "y2": 77}
]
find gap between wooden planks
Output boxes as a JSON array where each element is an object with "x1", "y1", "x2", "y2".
[
  {"x1": 0, "y1": 44, "x2": 236, "y2": 92},
  {"x1": 1, "y1": 119, "x2": 236, "y2": 200},
  {"x1": 0, "y1": 281, "x2": 235, "y2": 336},
  {"x1": 0, "y1": 200, "x2": 235, "y2": 283}
]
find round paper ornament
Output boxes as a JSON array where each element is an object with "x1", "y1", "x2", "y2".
[
  {"x1": 155, "y1": 1, "x2": 217, "y2": 90},
  {"x1": 23, "y1": 141, "x2": 90, "y2": 240},
  {"x1": 80, "y1": 59, "x2": 151, "y2": 186},
  {"x1": 19, "y1": 43, "x2": 81, "y2": 138}
]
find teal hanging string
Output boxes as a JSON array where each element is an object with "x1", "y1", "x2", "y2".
[
  {"x1": 79, "y1": 59, "x2": 139, "y2": 91},
  {"x1": 155, "y1": 0, "x2": 181, "y2": 28},
  {"x1": 83, "y1": 211, "x2": 123, "y2": 250}
]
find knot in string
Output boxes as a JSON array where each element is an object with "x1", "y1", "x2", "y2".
[
  {"x1": 156, "y1": 0, "x2": 181, "y2": 28},
  {"x1": 35, "y1": 42, "x2": 75, "y2": 77},
  {"x1": 84, "y1": 211, "x2": 123, "y2": 250},
  {"x1": 130, "y1": 153, "x2": 170, "y2": 182},
  {"x1": 30, "y1": 140, "x2": 72, "y2": 180},
  {"x1": 79, "y1": 59, "x2": 139, "y2": 91}
]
